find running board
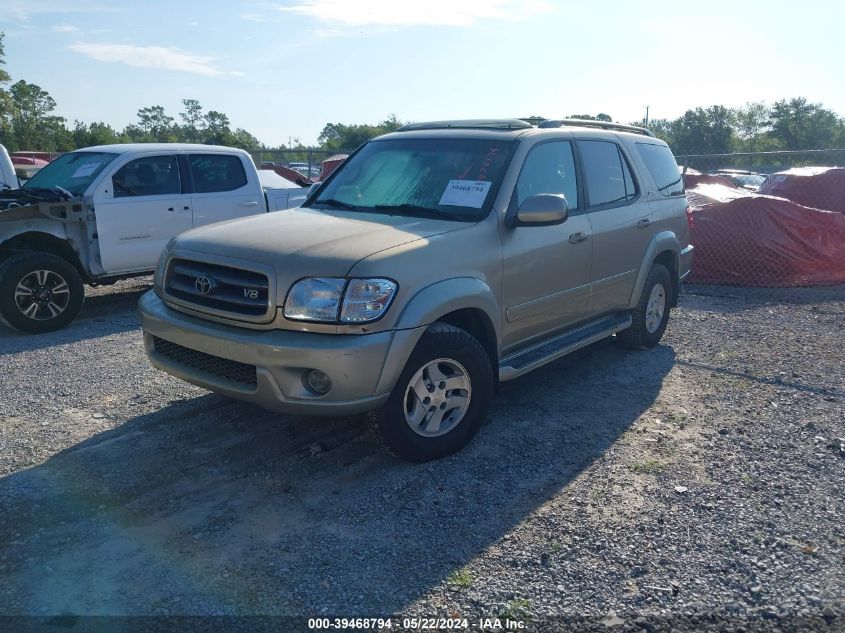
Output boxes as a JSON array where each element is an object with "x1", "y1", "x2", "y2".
[{"x1": 499, "y1": 313, "x2": 632, "y2": 381}]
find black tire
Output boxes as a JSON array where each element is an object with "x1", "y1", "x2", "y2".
[
  {"x1": 368, "y1": 322, "x2": 494, "y2": 462},
  {"x1": 0, "y1": 252, "x2": 85, "y2": 334},
  {"x1": 616, "y1": 263, "x2": 672, "y2": 349}
]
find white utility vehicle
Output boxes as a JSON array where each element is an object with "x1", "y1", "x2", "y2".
[{"x1": 0, "y1": 143, "x2": 308, "y2": 333}]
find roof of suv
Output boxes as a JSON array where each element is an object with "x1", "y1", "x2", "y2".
[{"x1": 379, "y1": 118, "x2": 661, "y2": 143}]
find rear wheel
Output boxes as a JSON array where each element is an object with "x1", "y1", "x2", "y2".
[
  {"x1": 368, "y1": 322, "x2": 494, "y2": 462},
  {"x1": 617, "y1": 263, "x2": 672, "y2": 349},
  {"x1": 0, "y1": 252, "x2": 85, "y2": 333}
]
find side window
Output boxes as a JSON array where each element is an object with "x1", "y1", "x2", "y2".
[
  {"x1": 579, "y1": 140, "x2": 637, "y2": 208},
  {"x1": 515, "y1": 141, "x2": 578, "y2": 209},
  {"x1": 112, "y1": 155, "x2": 180, "y2": 198},
  {"x1": 635, "y1": 142, "x2": 684, "y2": 196},
  {"x1": 189, "y1": 154, "x2": 248, "y2": 193}
]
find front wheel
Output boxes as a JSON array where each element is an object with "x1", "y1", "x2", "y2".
[
  {"x1": 368, "y1": 323, "x2": 494, "y2": 462},
  {"x1": 0, "y1": 252, "x2": 85, "y2": 334},
  {"x1": 616, "y1": 263, "x2": 672, "y2": 349}
]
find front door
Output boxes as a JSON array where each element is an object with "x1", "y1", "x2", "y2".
[
  {"x1": 500, "y1": 140, "x2": 593, "y2": 354},
  {"x1": 93, "y1": 153, "x2": 191, "y2": 273}
]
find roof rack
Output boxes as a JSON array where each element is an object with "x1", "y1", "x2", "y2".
[
  {"x1": 538, "y1": 119, "x2": 655, "y2": 137},
  {"x1": 397, "y1": 119, "x2": 533, "y2": 132}
]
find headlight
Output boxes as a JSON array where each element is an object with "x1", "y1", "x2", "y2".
[{"x1": 284, "y1": 277, "x2": 397, "y2": 323}]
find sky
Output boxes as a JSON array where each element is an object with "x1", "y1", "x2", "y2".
[{"x1": 2, "y1": 0, "x2": 844, "y2": 147}]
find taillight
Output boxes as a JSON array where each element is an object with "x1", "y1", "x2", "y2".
[{"x1": 685, "y1": 204, "x2": 694, "y2": 230}]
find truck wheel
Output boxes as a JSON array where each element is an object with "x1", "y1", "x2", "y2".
[
  {"x1": 368, "y1": 322, "x2": 494, "y2": 462},
  {"x1": 616, "y1": 263, "x2": 672, "y2": 349},
  {"x1": 0, "y1": 252, "x2": 85, "y2": 334}
]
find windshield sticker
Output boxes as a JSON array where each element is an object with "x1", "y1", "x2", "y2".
[
  {"x1": 71, "y1": 163, "x2": 101, "y2": 179},
  {"x1": 439, "y1": 180, "x2": 492, "y2": 208}
]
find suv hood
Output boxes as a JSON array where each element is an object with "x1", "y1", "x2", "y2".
[{"x1": 170, "y1": 206, "x2": 466, "y2": 295}]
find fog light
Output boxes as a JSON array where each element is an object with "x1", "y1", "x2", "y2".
[{"x1": 305, "y1": 369, "x2": 332, "y2": 395}]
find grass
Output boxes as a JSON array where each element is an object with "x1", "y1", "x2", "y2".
[
  {"x1": 501, "y1": 597, "x2": 533, "y2": 621},
  {"x1": 447, "y1": 567, "x2": 473, "y2": 589},
  {"x1": 629, "y1": 459, "x2": 665, "y2": 474}
]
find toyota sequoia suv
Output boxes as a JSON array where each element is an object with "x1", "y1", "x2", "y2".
[{"x1": 140, "y1": 119, "x2": 693, "y2": 462}]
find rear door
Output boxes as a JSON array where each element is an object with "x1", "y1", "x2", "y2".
[
  {"x1": 93, "y1": 153, "x2": 190, "y2": 273},
  {"x1": 186, "y1": 153, "x2": 264, "y2": 227},
  {"x1": 579, "y1": 137, "x2": 653, "y2": 315},
  {"x1": 500, "y1": 139, "x2": 593, "y2": 352}
]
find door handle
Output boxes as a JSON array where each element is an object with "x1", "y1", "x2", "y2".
[
  {"x1": 239, "y1": 200, "x2": 259, "y2": 207},
  {"x1": 569, "y1": 232, "x2": 589, "y2": 244},
  {"x1": 167, "y1": 207, "x2": 174, "y2": 212},
  {"x1": 637, "y1": 218, "x2": 652, "y2": 228}
]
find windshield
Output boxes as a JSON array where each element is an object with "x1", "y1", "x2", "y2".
[
  {"x1": 23, "y1": 151, "x2": 119, "y2": 196},
  {"x1": 313, "y1": 137, "x2": 514, "y2": 221},
  {"x1": 733, "y1": 174, "x2": 766, "y2": 188}
]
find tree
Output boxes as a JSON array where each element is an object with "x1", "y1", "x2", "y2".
[
  {"x1": 732, "y1": 102, "x2": 772, "y2": 151},
  {"x1": 317, "y1": 116, "x2": 406, "y2": 152},
  {"x1": 667, "y1": 106, "x2": 736, "y2": 155},
  {"x1": 230, "y1": 128, "x2": 260, "y2": 151},
  {"x1": 0, "y1": 32, "x2": 11, "y2": 146},
  {"x1": 9, "y1": 80, "x2": 64, "y2": 150},
  {"x1": 203, "y1": 110, "x2": 231, "y2": 145},
  {"x1": 567, "y1": 113, "x2": 613, "y2": 122},
  {"x1": 768, "y1": 97, "x2": 845, "y2": 150},
  {"x1": 136, "y1": 105, "x2": 174, "y2": 142},
  {"x1": 72, "y1": 120, "x2": 121, "y2": 148},
  {"x1": 180, "y1": 98, "x2": 204, "y2": 142}
]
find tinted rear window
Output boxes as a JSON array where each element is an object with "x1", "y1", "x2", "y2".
[
  {"x1": 189, "y1": 154, "x2": 247, "y2": 193},
  {"x1": 635, "y1": 143, "x2": 684, "y2": 197}
]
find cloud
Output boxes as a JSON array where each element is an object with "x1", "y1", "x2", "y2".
[
  {"x1": 3, "y1": 0, "x2": 121, "y2": 22},
  {"x1": 69, "y1": 43, "x2": 241, "y2": 77},
  {"x1": 276, "y1": 0, "x2": 552, "y2": 27},
  {"x1": 51, "y1": 24, "x2": 78, "y2": 32}
]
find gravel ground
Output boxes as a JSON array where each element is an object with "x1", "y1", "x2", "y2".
[{"x1": 0, "y1": 280, "x2": 842, "y2": 632}]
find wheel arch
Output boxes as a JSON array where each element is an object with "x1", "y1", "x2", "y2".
[
  {"x1": 376, "y1": 278, "x2": 502, "y2": 394},
  {"x1": 0, "y1": 231, "x2": 85, "y2": 279},
  {"x1": 628, "y1": 231, "x2": 681, "y2": 309}
]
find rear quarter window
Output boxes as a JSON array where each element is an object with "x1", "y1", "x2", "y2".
[{"x1": 635, "y1": 143, "x2": 684, "y2": 197}]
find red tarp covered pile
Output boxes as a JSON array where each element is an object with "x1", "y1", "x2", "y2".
[
  {"x1": 758, "y1": 167, "x2": 845, "y2": 214},
  {"x1": 685, "y1": 179, "x2": 845, "y2": 287}
]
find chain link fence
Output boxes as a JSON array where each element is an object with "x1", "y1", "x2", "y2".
[
  {"x1": 675, "y1": 149, "x2": 845, "y2": 304},
  {"x1": 251, "y1": 148, "x2": 354, "y2": 183}
]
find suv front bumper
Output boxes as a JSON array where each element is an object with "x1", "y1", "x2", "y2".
[{"x1": 139, "y1": 291, "x2": 424, "y2": 416}]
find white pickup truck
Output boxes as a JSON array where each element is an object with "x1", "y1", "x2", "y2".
[{"x1": 0, "y1": 143, "x2": 308, "y2": 333}]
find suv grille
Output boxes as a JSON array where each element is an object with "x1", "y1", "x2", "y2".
[
  {"x1": 152, "y1": 337, "x2": 257, "y2": 388},
  {"x1": 165, "y1": 258, "x2": 269, "y2": 317}
]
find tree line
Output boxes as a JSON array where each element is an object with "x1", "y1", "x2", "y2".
[
  {"x1": 2, "y1": 32, "x2": 844, "y2": 157},
  {"x1": 645, "y1": 100, "x2": 845, "y2": 155}
]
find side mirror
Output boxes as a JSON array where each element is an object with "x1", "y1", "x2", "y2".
[
  {"x1": 514, "y1": 193, "x2": 568, "y2": 226},
  {"x1": 307, "y1": 182, "x2": 322, "y2": 197}
]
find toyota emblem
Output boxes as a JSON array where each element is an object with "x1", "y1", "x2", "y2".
[{"x1": 194, "y1": 276, "x2": 213, "y2": 295}]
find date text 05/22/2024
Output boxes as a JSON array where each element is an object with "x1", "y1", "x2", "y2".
[{"x1": 307, "y1": 617, "x2": 527, "y2": 630}]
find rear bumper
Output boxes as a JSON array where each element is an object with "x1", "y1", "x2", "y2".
[{"x1": 139, "y1": 291, "x2": 424, "y2": 416}]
